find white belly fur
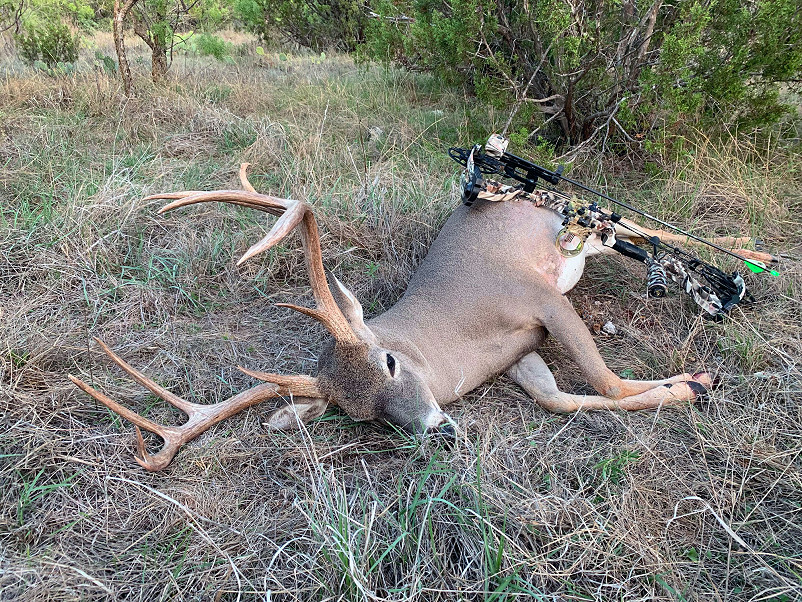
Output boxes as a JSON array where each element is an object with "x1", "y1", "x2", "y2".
[
  {"x1": 530, "y1": 231, "x2": 589, "y2": 294},
  {"x1": 555, "y1": 252, "x2": 586, "y2": 293}
]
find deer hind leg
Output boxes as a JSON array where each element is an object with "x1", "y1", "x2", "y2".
[
  {"x1": 537, "y1": 294, "x2": 710, "y2": 401},
  {"x1": 507, "y1": 351, "x2": 709, "y2": 413},
  {"x1": 613, "y1": 217, "x2": 776, "y2": 264}
]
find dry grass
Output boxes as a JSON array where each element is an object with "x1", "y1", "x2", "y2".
[{"x1": 1, "y1": 33, "x2": 801, "y2": 601}]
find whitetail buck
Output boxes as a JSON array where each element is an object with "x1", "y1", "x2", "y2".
[{"x1": 70, "y1": 164, "x2": 773, "y2": 470}]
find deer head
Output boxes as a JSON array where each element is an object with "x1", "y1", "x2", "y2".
[
  {"x1": 70, "y1": 164, "x2": 450, "y2": 471},
  {"x1": 245, "y1": 268, "x2": 450, "y2": 435},
  {"x1": 311, "y1": 276, "x2": 449, "y2": 433}
]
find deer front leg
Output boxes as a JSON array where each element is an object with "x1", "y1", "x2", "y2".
[
  {"x1": 539, "y1": 294, "x2": 709, "y2": 399},
  {"x1": 507, "y1": 351, "x2": 710, "y2": 413}
]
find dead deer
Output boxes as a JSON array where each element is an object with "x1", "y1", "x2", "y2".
[{"x1": 70, "y1": 164, "x2": 773, "y2": 470}]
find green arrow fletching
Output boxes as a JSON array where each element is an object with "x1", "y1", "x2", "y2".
[{"x1": 744, "y1": 260, "x2": 779, "y2": 276}]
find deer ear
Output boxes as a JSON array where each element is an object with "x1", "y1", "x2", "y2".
[
  {"x1": 327, "y1": 272, "x2": 376, "y2": 341},
  {"x1": 265, "y1": 398, "x2": 329, "y2": 430}
]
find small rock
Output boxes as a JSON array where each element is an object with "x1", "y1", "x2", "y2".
[{"x1": 602, "y1": 321, "x2": 617, "y2": 335}]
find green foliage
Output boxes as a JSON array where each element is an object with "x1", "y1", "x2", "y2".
[
  {"x1": 16, "y1": 468, "x2": 76, "y2": 525},
  {"x1": 94, "y1": 49, "x2": 117, "y2": 74},
  {"x1": 234, "y1": 0, "x2": 367, "y2": 51},
  {"x1": 127, "y1": 0, "x2": 236, "y2": 81},
  {"x1": 136, "y1": 0, "x2": 171, "y2": 48},
  {"x1": 363, "y1": 0, "x2": 485, "y2": 84},
  {"x1": 32, "y1": 59, "x2": 78, "y2": 76},
  {"x1": 11, "y1": 0, "x2": 96, "y2": 66},
  {"x1": 14, "y1": 27, "x2": 40, "y2": 64},
  {"x1": 16, "y1": 0, "x2": 97, "y2": 30},
  {"x1": 0, "y1": 1, "x2": 21, "y2": 31},
  {"x1": 185, "y1": 0, "x2": 231, "y2": 32},
  {"x1": 595, "y1": 450, "x2": 641, "y2": 485},
  {"x1": 15, "y1": 21, "x2": 80, "y2": 67},
  {"x1": 171, "y1": 30, "x2": 194, "y2": 51},
  {"x1": 361, "y1": 0, "x2": 802, "y2": 150},
  {"x1": 193, "y1": 32, "x2": 232, "y2": 61},
  {"x1": 64, "y1": 0, "x2": 96, "y2": 30}
]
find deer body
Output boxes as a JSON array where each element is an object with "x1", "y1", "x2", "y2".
[
  {"x1": 367, "y1": 200, "x2": 570, "y2": 405},
  {"x1": 73, "y1": 164, "x2": 756, "y2": 470}
]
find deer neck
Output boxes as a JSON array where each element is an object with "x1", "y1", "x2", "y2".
[{"x1": 366, "y1": 290, "x2": 544, "y2": 405}]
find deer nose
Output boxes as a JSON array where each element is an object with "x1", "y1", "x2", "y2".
[
  {"x1": 427, "y1": 421, "x2": 456, "y2": 448},
  {"x1": 437, "y1": 422, "x2": 455, "y2": 438},
  {"x1": 424, "y1": 413, "x2": 455, "y2": 439}
]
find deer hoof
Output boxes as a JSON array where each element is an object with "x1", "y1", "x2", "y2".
[
  {"x1": 687, "y1": 371, "x2": 717, "y2": 401},
  {"x1": 687, "y1": 380, "x2": 709, "y2": 400}
]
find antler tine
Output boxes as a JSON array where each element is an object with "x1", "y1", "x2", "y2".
[
  {"x1": 139, "y1": 163, "x2": 256, "y2": 203},
  {"x1": 239, "y1": 162, "x2": 257, "y2": 193},
  {"x1": 148, "y1": 164, "x2": 360, "y2": 344},
  {"x1": 237, "y1": 367, "x2": 321, "y2": 396},
  {"x1": 91, "y1": 337, "x2": 195, "y2": 413},
  {"x1": 70, "y1": 338, "x2": 321, "y2": 470},
  {"x1": 236, "y1": 201, "x2": 306, "y2": 265},
  {"x1": 280, "y1": 207, "x2": 361, "y2": 343},
  {"x1": 69, "y1": 374, "x2": 180, "y2": 470},
  {"x1": 155, "y1": 190, "x2": 287, "y2": 218}
]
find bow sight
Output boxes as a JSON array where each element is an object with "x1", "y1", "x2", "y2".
[{"x1": 449, "y1": 134, "x2": 778, "y2": 319}]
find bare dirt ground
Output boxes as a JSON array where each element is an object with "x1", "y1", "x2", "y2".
[{"x1": 1, "y1": 33, "x2": 801, "y2": 601}]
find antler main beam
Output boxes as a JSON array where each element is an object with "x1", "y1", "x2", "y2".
[{"x1": 146, "y1": 164, "x2": 359, "y2": 344}]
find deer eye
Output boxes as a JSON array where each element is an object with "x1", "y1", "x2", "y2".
[{"x1": 386, "y1": 353, "x2": 397, "y2": 377}]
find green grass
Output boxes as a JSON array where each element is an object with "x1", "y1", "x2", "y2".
[
  {"x1": 15, "y1": 468, "x2": 77, "y2": 526},
  {"x1": 594, "y1": 449, "x2": 641, "y2": 485},
  {"x1": 1, "y1": 29, "x2": 801, "y2": 602}
]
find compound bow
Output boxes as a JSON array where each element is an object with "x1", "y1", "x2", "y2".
[{"x1": 449, "y1": 135, "x2": 779, "y2": 319}]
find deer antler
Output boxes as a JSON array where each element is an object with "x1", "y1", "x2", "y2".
[
  {"x1": 69, "y1": 339, "x2": 321, "y2": 471},
  {"x1": 145, "y1": 163, "x2": 359, "y2": 344},
  {"x1": 71, "y1": 165, "x2": 361, "y2": 469}
]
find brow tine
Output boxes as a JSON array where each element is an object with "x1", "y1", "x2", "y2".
[{"x1": 237, "y1": 367, "x2": 322, "y2": 397}]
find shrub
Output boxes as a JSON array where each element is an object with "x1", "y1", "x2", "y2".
[
  {"x1": 15, "y1": 22, "x2": 80, "y2": 67},
  {"x1": 234, "y1": 0, "x2": 367, "y2": 51},
  {"x1": 185, "y1": 0, "x2": 232, "y2": 32},
  {"x1": 362, "y1": 0, "x2": 802, "y2": 150},
  {"x1": 15, "y1": 27, "x2": 41, "y2": 64},
  {"x1": 194, "y1": 32, "x2": 232, "y2": 61}
]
